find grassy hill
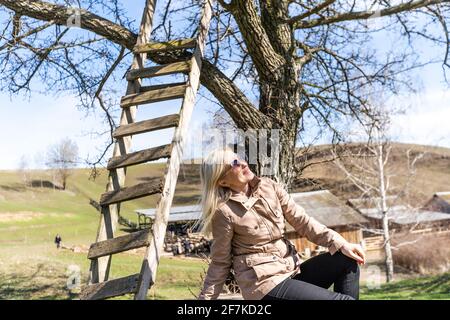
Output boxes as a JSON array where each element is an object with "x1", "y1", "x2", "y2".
[
  {"x1": 292, "y1": 142, "x2": 450, "y2": 207},
  {"x1": 0, "y1": 141, "x2": 449, "y2": 299},
  {"x1": 0, "y1": 163, "x2": 204, "y2": 299}
]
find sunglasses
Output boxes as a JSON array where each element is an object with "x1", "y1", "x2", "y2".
[
  {"x1": 230, "y1": 158, "x2": 244, "y2": 168},
  {"x1": 220, "y1": 158, "x2": 246, "y2": 179}
]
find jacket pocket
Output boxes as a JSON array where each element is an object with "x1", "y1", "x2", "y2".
[
  {"x1": 261, "y1": 196, "x2": 283, "y2": 218},
  {"x1": 246, "y1": 255, "x2": 286, "y2": 281}
]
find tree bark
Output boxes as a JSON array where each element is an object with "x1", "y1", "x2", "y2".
[
  {"x1": 0, "y1": 0, "x2": 137, "y2": 49},
  {"x1": 378, "y1": 142, "x2": 394, "y2": 282}
]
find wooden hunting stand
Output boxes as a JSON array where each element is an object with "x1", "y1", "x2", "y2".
[{"x1": 80, "y1": 0, "x2": 213, "y2": 300}]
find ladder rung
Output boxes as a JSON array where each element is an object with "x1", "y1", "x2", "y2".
[
  {"x1": 133, "y1": 38, "x2": 197, "y2": 54},
  {"x1": 107, "y1": 144, "x2": 172, "y2": 170},
  {"x1": 100, "y1": 179, "x2": 163, "y2": 206},
  {"x1": 121, "y1": 82, "x2": 187, "y2": 108},
  {"x1": 126, "y1": 61, "x2": 191, "y2": 81},
  {"x1": 113, "y1": 114, "x2": 180, "y2": 138},
  {"x1": 87, "y1": 229, "x2": 151, "y2": 259},
  {"x1": 139, "y1": 81, "x2": 187, "y2": 92},
  {"x1": 80, "y1": 274, "x2": 140, "y2": 300}
]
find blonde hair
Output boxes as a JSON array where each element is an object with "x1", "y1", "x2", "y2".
[{"x1": 195, "y1": 147, "x2": 235, "y2": 237}]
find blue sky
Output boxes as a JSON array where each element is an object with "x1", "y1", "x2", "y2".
[{"x1": 0, "y1": 1, "x2": 449, "y2": 170}]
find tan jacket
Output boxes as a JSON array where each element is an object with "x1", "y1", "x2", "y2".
[{"x1": 198, "y1": 175, "x2": 348, "y2": 300}]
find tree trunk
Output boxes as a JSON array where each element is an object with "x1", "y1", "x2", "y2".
[
  {"x1": 259, "y1": 66, "x2": 302, "y2": 187},
  {"x1": 382, "y1": 212, "x2": 394, "y2": 282},
  {"x1": 377, "y1": 142, "x2": 394, "y2": 282}
]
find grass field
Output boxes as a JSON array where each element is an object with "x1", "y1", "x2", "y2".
[
  {"x1": 361, "y1": 273, "x2": 450, "y2": 300},
  {"x1": 0, "y1": 247, "x2": 207, "y2": 300},
  {"x1": 0, "y1": 163, "x2": 206, "y2": 300},
  {"x1": 1, "y1": 143, "x2": 449, "y2": 300}
]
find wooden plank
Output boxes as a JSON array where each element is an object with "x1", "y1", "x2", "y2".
[
  {"x1": 107, "y1": 144, "x2": 172, "y2": 170},
  {"x1": 120, "y1": 83, "x2": 187, "y2": 108},
  {"x1": 99, "y1": 180, "x2": 163, "y2": 206},
  {"x1": 133, "y1": 38, "x2": 196, "y2": 54},
  {"x1": 134, "y1": 0, "x2": 214, "y2": 301},
  {"x1": 126, "y1": 61, "x2": 191, "y2": 81},
  {"x1": 80, "y1": 274, "x2": 140, "y2": 300},
  {"x1": 88, "y1": 229, "x2": 151, "y2": 259},
  {"x1": 139, "y1": 81, "x2": 187, "y2": 92},
  {"x1": 113, "y1": 114, "x2": 180, "y2": 138},
  {"x1": 89, "y1": 0, "x2": 157, "y2": 285}
]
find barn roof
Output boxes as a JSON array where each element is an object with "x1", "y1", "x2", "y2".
[
  {"x1": 136, "y1": 205, "x2": 202, "y2": 223},
  {"x1": 421, "y1": 192, "x2": 450, "y2": 214},
  {"x1": 347, "y1": 196, "x2": 401, "y2": 210},
  {"x1": 356, "y1": 205, "x2": 450, "y2": 225},
  {"x1": 285, "y1": 190, "x2": 368, "y2": 232}
]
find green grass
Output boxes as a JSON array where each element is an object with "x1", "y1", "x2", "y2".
[
  {"x1": 0, "y1": 248, "x2": 206, "y2": 300},
  {"x1": 0, "y1": 164, "x2": 205, "y2": 299},
  {"x1": 361, "y1": 273, "x2": 450, "y2": 300}
]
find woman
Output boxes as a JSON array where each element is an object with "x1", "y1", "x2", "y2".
[{"x1": 197, "y1": 147, "x2": 365, "y2": 300}]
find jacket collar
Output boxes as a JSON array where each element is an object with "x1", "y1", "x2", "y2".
[{"x1": 228, "y1": 175, "x2": 262, "y2": 204}]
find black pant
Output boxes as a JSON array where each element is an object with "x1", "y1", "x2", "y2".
[{"x1": 262, "y1": 251, "x2": 360, "y2": 300}]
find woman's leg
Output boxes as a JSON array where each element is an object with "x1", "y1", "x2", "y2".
[
  {"x1": 261, "y1": 277, "x2": 354, "y2": 300},
  {"x1": 294, "y1": 251, "x2": 360, "y2": 299}
]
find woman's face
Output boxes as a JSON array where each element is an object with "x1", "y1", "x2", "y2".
[{"x1": 218, "y1": 154, "x2": 255, "y2": 188}]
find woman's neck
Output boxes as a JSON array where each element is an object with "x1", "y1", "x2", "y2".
[{"x1": 230, "y1": 183, "x2": 250, "y2": 197}]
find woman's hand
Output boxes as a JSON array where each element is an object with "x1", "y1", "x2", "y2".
[{"x1": 340, "y1": 242, "x2": 366, "y2": 265}]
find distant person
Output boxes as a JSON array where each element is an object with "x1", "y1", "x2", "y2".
[{"x1": 54, "y1": 234, "x2": 62, "y2": 249}]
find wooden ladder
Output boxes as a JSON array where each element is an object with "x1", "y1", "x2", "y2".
[{"x1": 80, "y1": 0, "x2": 213, "y2": 300}]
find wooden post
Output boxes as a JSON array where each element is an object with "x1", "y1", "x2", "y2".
[{"x1": 134, "y1": 0, "x2": 213, "y2": 300}]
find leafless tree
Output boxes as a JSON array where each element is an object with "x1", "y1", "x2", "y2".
[
  {"x1": 0, "y1": 0, "x2": 449, "y2": 187},
  {"x1": 17, "y1": 154, "x2": 30, "y2": 186},
  {"x1": 331, "y1": 106, "x2": 426, "y2": 282},
  {"x1": 46, "y1": 138, "x2": 79, "y2": 190}
]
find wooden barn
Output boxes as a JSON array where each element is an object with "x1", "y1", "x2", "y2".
[
  {"x1": 284, "y1": 190, "x2": 368, "y2": 257},
  {"x1": 422, "y1": 192, "x2": 450, "y2": 214},
  {"x1": 347, "y1": 197, "x2": 450, "y2": 233},
  {"x1": 347, "y1": 196, "x2": 450, "y2": 262}
]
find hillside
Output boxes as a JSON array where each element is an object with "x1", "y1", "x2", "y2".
[{"x1": 292, "y1": 142, "x2": 450, "y2": 207}]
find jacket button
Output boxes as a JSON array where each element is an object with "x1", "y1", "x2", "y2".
[
  {"x1": 272, "y1": 256, "x2": 276, "y2": 260},
  {"x1": 254, "y1": 225, "x2": 258, "y2": 229}
]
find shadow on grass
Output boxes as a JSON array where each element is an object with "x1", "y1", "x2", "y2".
[
  {"x1": 362, "y1": 272, "x2": 450, "y2": 299},
  {"x1": 30, "y1": 180, "x2": 63, "y2": 190},
  {"x1": 0, "y1": 183, "x2": 27, "y2": 192},
  {"x1": 0, "y1": 180, "x2": 63, "y2": 192},
  {"x1": 0, "y1": 263, "x2": 80, "y2": 300},
  {"x1": 172, "y1": 195, "x2": 201, "y2": 205}
]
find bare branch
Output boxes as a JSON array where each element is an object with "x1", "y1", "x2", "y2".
[
  {"x1": 294, "y1": 0, "x2": 450, "y2": 29},
  {"x1": 0, "y1": 0, "x2": 138, "y2": 49}
]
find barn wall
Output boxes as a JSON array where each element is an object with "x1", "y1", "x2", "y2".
[{"x1": 285, "y1": 227, "x2": 363, "y2": 254}]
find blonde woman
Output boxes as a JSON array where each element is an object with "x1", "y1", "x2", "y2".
[{"x1": 197, "y1": 147, "x2": 365, "y2": 300}]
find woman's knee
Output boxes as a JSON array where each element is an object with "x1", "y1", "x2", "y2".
[{"x1": 335, "y1": 251, "x2": 359, "y2": 273}]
